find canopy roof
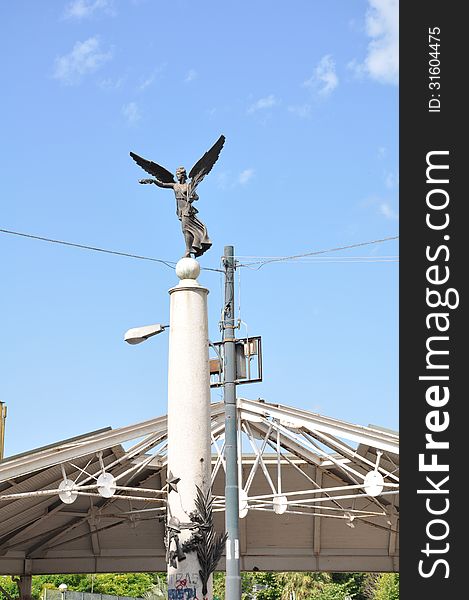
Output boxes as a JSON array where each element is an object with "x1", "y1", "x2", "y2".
[{"x1": 0, "y1": 399, "x2": 399, "y2": 575}]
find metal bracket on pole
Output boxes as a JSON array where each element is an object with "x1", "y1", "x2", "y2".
[{"x1": 209, "y1": 336, "x2": 262, "y2": 388}]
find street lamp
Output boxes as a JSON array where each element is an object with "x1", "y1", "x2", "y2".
[
  {"x1": 124, "y1": 323, "x2": 168, "y2": 345},
  {"x1": 58, "y1": 583, "x2": 67, "y2": 600}
]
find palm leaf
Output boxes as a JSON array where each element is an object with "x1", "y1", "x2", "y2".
[{"x1": 193, "y1": 485, "x2": 228, "y2": 596}]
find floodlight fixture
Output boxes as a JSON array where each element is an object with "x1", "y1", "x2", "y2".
[
  {"x1": 58, "y1": 479, "x2": 78, "y2": 505},
  {"x1": 363, "y1": 470, "x2": 385, "y2": 497},
  {"x1": 273, "y1": 495, "x2": 288, "y2": 515},
  {"x1": 124, "y1": 323, "x2": 168, "y2": 345},
  {"x1": 97, "y1": 472, "x2": 117, "y2": 498},
  {"x1": 364, "y1": 450, "x2": 385, "y2": 496},
  {"x1": 239, "y1": 489, "x2": 249, "y2": 518}
]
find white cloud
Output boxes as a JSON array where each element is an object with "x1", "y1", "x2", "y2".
[
  {"x1": 288, "y1": 104, "x2": 312, "y2": 119},
  {"x1": 139, "y1": 75, "x2": 155, "y2": 91},
  {"x1": 385, "y1": 171, "x2": 399, "y2": 189},
  {"x1": 137, "y1": 64, "x2": 166, "y2": 92},
  {"x1": 53, "y1": 37, "x2": 112, "y2": 85},
  {"x1": 184, "y1": 69, "x2": 198, "y2": 83},
  {"x1": 380, "y1": 201, "x2": 399, "y2": 220},
  {"x1": 362, "y1": 195, "x2": 399, "y2": 221},
  {"x1": 238, "y1": 169, "x2": 254, "y2": 185},
  {"x1": 247, "y1": 94, "x2": 278, "y2": 114},
  {"x1": 122, "y1": 102, "x2": 141, "y2": 124},
  {"x1": 99, "y1": 76, "x2": 124, "y2": 90},
  {"x1": 378, "y1": 146, "x2": 387, "y2": 158},
  {"x1": 64, "y1": 0, "x2": 115, "y2": 20},
  {"x1": 216, "y1": 169, "x2": 255, "y2": 188},
  {"x1": 303, "y1": 55, "x2": 338, "y2": 97},
  {"x1": 360, "y1": 0, "x2": 398, "y2": 85}
]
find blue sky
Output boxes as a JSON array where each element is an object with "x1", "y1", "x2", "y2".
[{"x1": 0, "y1": 0, "x2": 398, "y2": 457}]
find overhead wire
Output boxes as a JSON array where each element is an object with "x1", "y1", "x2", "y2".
[
  {"x1": 0, "y1": 228, "x2": 224, "y2": 273},
  {"x1": 1, "y1": 228, "x2": 398, "y2": 273},
  {"x1": 237, "y1": 255, "x2": 399, "y2": 259},
  {"x1": 240, "y1": 258, "x2": 398, "y2": 267},
  {"x1": 236, "y1": 235, "x2": 399, "y2": 270}
]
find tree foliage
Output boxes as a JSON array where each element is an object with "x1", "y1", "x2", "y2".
[
  {"x1": 1, "y1": 571, "x2": 399, "y2": 600},
  {"x1": 0, "y1": 573, "x2": 159, "y2": 600},
  {"x1": 213, "y1": 570, "x2": 399, "y2": 600},
  {"x1": 0, "y1": 577, "x2": 18, "y2": 600},
  {"x1": 141, "y1": 577, "x2": 167, "y2": 600},
  {"x1": 366, "y1": 573, "x2": 399, "y2": 600}
]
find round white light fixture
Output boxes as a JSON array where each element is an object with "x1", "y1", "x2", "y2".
[
  {"x1": 363, "y1": 470, "x2": 384, "y2": 497},
  {"x1": 273, "y1": 495, "x2": 288, "y2": 515},
  {"x1": 97, "y1": 472, "x2": 116, "y2": 498},
  {"x1": 58, "y1": 479, "x2": 78, "y2": 504}
]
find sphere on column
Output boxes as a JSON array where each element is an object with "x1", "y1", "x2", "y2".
[{"x1": 175, "y1": 257, "x2": 200, "y2": 280}]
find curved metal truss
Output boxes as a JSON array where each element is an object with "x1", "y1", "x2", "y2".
[
  {"x1": 211, "y1": 399, "x2": 398, "y2": 529},
  {"x1": 0, "y1": 399, "x2": 398, "y2": 532}
]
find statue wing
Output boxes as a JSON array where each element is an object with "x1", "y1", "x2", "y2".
[
  {"x1": 188, "y1": 135, "x2": 225, "y2": 189},
  {"x1": 129, "y1": 152, "x2": 175, "y2": 183}
]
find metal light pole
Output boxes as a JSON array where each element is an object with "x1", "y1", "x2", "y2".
[
  {"x1": 0, "y1": 402, "x2": 7, "y2": 460},
  {"x1": 222, "y1": 245, "x2": 241, "y2": 600}
]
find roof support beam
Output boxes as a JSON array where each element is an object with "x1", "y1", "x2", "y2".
[
  {"x1": 238, "y1": 398, "x2": 399, "y2": 454},
  {"x1": 88, "y1": 505, "x2": 101, "y2": 556},
  {"x1": 0, "y1": 418, "x2": 169, "y2": 483},
  {"x1": 313, "y1": 470, "x2": 322, "y2": 555}
]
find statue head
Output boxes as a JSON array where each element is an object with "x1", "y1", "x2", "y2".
[{"x1": 176, "y1": 166, "x2": 187, "y2": 182}]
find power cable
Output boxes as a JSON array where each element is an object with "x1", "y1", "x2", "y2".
[
  {"x1": 1, "y1": 228, "x2": 397, "y2": 273},
  {"x1": 0, "y1": 228, "x2": 224, "y2": 273},
  {"x1": 237, "y1": 235, "x2": 399, "y2": 270}
]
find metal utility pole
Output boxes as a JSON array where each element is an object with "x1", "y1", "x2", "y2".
[
  {"x1": 222, "y1": 245, "x2": 241, "y2": 600},
  {"x1": 0, "y1": 402, "x2": 7, "y2": 460}
]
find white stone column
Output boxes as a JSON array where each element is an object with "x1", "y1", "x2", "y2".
[{"x1": 166, "y1": 258, "x2": 212, "y2": 600}]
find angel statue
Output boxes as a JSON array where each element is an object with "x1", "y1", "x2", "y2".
[{"x1": 130, "y1": 135, "x2": 225, "y2": 259}]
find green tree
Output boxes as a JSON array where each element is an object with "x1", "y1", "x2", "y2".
[
  {"x1": 2, "y1": 571, "x2": 398, "y2": 600},
  {"x1": 330, "y1": 572, "x2": 367, "y2": 600},
  {"x1": 212, "y1": 570, "x2": 261, "y2": 600},
  {"x1": 309, "y1": 580, "x2": 353, "y2": 600},
  {"x1": 251, "y1": 572, "x2": 282, "y2": 600},
  {"x1": 0, "y1": 577, "x2": 19, "y2": 600},
  {"x1": 30, "y1": 573, "x2": 155, "y2": 599},
  {"x1": 89, "y1": 573, "x2": 154, "y2": 597},
  {"x1": 277, "y1": 572, "x2": 330, "y2": 600},
  {"x1": 32, "y1": 574, "x2": 89, "y2": 598},
  {"x1": 212, "y1": 572, "x2": 225, "y2": 600},
  {"x1": 373, "y1": 573, "x2": 399, "y2": 600},
  {"x1": 142, "y1": 577, "x2": 167, "y2": 600}
]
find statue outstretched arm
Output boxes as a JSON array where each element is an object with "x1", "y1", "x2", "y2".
[{"x1": 139, "y1": 178, "x2": 174, "y2": 189}]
